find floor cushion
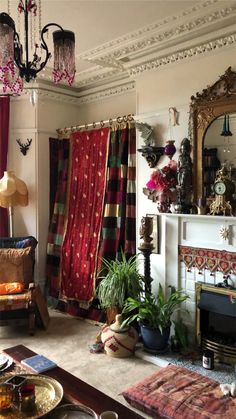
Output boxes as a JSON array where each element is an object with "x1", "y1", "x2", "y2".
[{"x1": 122, "y1": 364, "x2": 236, "y2": 418}]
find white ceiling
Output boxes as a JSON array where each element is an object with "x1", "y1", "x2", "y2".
[
  {"x1": 6, "y1": 0, "x2": 197, "y2": 69},
  {"x1": 2, "y1": 0, "x2": 236, "y2": 97}
]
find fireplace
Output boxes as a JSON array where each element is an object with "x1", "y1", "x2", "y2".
[{"x1": 196, "y1": 283, "x2": 236, "y2": 365}]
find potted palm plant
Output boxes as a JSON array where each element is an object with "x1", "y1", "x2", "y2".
[
  {"x1": 121, "y1": 283, "x2": 189, "y2": 352},
  {"x1": 97, "y1": 252, "x2": 144, "y2": 324}
]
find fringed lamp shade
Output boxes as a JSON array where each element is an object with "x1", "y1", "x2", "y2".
[
  {"x1": 0, "y1": 171, "x2": 28, "y2": 237},
  {"x1": 0, "y1": 171, "x2": 28, "y2": 208},
  {"x1": 53, "y1": 30, "x2": 76, "y2": 86}
]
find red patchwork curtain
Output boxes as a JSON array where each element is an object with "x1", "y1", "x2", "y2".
[
  {"x1": 60, "y1": 128, "x2": 110, "y2": 305},
  {"x1": 0, "y1": 97, "x2": 10, "y2": 236}
]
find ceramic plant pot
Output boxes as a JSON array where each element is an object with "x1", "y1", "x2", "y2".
[
  {"x1": 140, "y1": 323, "x2": 170, "y2": 352},
  {"x1": 101, "y1": 314, "x2": 138, "y2": 358}
]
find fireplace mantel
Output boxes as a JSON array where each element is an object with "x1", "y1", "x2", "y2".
[{"x1": 159, "y1": 213, "x2": 236, "y2": 343}]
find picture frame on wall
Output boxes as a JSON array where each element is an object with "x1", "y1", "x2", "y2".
[{"x1": 146, "y1": 213, "x2": 159, "y2": 254}]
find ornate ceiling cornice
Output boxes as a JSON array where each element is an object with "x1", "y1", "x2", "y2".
[
  {"x1": 77, "y1": 0, "x2": 222, "y2": 61},
  {"x1": 76, "y1": 81, "x2": 135, "y2": 105},
  {"x1": 129, "y1": 33, "x2": 236, "y2": 77},
  {"x1": 17, "y1": 80, "x2": 135, "y2": 106},
  {"x1": 36, "y1": 0, "x2": 236, "y2": 103},
  {"x1": 78, "y1": 1, "x2": 236, "y2": 65}
]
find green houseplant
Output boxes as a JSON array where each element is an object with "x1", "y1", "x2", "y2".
[
  {"x1": 121, "y1": 283, "x2": 189, "y2": 352},
  {"x1": 170, "y1": 319, "x2": 189, "y2": 353},
  {"x1": 97, "y1": 252, "x2": 144, "y2": 324}
]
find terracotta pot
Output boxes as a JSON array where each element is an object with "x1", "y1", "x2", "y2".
[{"x1": 106, "y1": 307, "x2": 121, "y2": 325}]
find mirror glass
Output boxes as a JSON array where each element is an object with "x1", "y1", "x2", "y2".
[{"x1": 203, "y1": 113, "x2": 236, "y2": 198}]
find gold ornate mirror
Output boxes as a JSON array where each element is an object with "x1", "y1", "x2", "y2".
[{"x1": 190, "y1": 67, "x2": 236, "y2": 204}]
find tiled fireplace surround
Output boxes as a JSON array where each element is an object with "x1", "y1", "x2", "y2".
[{"x1": 163, "y1": 214, "x2": 236, "y2": 343}]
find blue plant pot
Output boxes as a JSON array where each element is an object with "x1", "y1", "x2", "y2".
[{"x1": 140, "y1": 323, "x2": 170, "y2": 352}]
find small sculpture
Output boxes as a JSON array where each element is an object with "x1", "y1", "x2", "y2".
[
  {"x1": 139, "y1": 216, "x2": 154, "y2": 249},
  {"x1": 16, "y1": 138, "x2": 32, "y2": 155},
  {"x1": 177, "y1": 138, "x2": 193, "y2": 212},
  {"x1": 136, "y1": 122, "x2": 155, "y2": 146}
]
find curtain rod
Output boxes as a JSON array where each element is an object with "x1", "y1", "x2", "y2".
[{"x1": 56, "y1": 114, "x2": 135, "y2": 136}]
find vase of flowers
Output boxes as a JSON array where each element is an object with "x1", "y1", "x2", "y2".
[{"x1": 145, "y1": 161, "x2": 177, "y2": 212}]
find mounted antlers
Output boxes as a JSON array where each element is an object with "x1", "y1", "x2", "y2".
[{"x1": 16, "y1": 138, "x2": 32, "y2": 155}]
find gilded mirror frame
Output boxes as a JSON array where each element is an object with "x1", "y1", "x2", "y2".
[{"x1": 190, "y1": 67, "x2": 236, "y2": 202}]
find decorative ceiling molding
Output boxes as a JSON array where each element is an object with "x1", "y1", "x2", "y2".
[
  {"x1": 17, "y1": 80, "x2": 135, "y2": 106},
  {"x1": 35, "y1": 0, "x2": 236, "y2": 103},
  {"x1": 76, "y1": 81, "x2": 135, "y2": 105},
  {"x1": 77, "y1": 0, "x2": 222, "y2": 60},
  {"x1": 128, "y1": 33, "x2": 236, "y2": 77},
  {"x1": 78, "y1": 1, "x2": 236, "y2": 65}
]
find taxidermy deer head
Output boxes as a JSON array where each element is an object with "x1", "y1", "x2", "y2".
[{"x1": 16, "y1": 138, "x2": 32, "y2": 155}]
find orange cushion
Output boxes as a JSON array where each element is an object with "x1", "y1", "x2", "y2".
[{"x1": 0, "y1": 282, "x2": 24, "y2": 295}]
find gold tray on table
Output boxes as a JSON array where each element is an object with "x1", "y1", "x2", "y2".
[{"x1": 0, "y1": 374, "x2": 63, "y2": 419}]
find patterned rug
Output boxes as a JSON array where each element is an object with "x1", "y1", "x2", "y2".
[{"x1": 137, "y1": 345, "x2": 236, "y2": 384}]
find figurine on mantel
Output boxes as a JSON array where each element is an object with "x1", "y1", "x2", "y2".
[{"x1": 176, "y1": 138, "x2": 193, "y2": 213}]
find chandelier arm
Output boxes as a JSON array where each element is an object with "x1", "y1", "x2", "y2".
[{"x1": 34, "y1": 23, "x2": 64, "y2": 74}]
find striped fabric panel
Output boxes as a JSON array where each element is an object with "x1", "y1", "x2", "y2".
[
  {"x1": 46, "y1": 138, "x2": 70, "y2": 298},
  {"x1": 98, "y1": 125, "x2": 136, "y2": 263}
]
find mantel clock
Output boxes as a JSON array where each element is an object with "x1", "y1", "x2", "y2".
[{"x1": 209, "y1": 166, "x2": 235, "y2": 216}]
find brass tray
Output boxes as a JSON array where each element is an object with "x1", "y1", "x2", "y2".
[
  {"x1": 0, "y1": 374, "x2": 63, "y2": 418},
  {"x1": 49, "y1": 403, "x2": 99, "y2": 418}
]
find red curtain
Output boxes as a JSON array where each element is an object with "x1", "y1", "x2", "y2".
[
  {"x1": 0, "y1": 97, "x2": 10, "y2": 236},
  {"x1": 60, "y1": 128, "x2": 110, "y2": 305}
]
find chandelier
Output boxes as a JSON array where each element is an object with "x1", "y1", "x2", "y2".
[{"x1": 0, "y1": 0, "x2": 76, "y2": 95}]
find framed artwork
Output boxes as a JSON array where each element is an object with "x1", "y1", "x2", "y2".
[{"x1": 146, "y1": 214, "x2": 159, "y2": 254}]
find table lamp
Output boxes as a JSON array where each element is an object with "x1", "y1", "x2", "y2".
[{"x1": 0, "y1": 171, "x2": 28, "y2": 237}]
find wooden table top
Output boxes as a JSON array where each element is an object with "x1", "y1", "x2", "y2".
[{"x1": 3, "y1": 345, "x2": 144, "y2": 418}]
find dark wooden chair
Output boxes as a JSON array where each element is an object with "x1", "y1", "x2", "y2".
[{"x1": 0, "y1": 236, "x2": 38, "y2": 335}]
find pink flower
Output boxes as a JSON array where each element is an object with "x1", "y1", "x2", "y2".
[
  {"x1": 146, "y1": 179, "x2": 157, "y2": 190},
  {"x1": 146, "y1": 161, "x2": 177, "y2": 193}
]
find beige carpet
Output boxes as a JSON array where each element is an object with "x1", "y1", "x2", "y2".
[{"x1": 1, "y1": 309, "x2": 161, "y2": 417}]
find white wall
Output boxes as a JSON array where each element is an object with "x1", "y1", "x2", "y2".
[{"x1": 136, "y1": 47, "x2": 235, "y2": 294}]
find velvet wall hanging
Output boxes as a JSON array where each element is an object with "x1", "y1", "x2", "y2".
[
  {"x1": 46, "y1": 138, "x2": 70, "y2": 298},
  {"x1": 60, "y1": 128, "x2": 110, "y2": 305},
  {"x1": 98, "y1": 125, "x2": 136, "y2": 264},
  {"x1": 0, "y1": 97, "x2": 10, "y2": 236}
]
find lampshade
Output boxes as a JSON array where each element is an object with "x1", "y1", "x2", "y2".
[
  {"x1": 0, "y1": 171, "x2": 28, "y2": 208},
  {"x1": 53, "y1": 30, "x2": 76, "y2": 86}
]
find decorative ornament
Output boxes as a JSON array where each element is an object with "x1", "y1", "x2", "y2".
[
  {"x1": 221, "y1": 114, "x2": 233, "y2": 154},
  {"x1": 164, "y1": 107, "x2": 179, "y2": 160},
  {"x1": 164, "y1": 140, "x2": 176, "y2": 160},
  {"x1": 219, "y1": 226, "x2": 230, "y2": 241},
  {"x1": 136, "y1": 121, "x2": 164, "y2": 168},
  {"x1": 135, "y1": 122, "x2": 155, "y2": 146},
  {"x1": 16, "y1": 138, "x2": 32, "y2": 155}
]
